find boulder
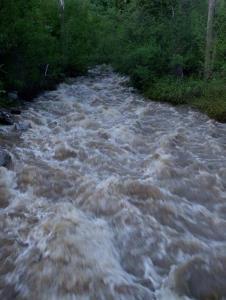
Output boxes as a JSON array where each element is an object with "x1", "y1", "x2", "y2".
[
  {"x1": 13, "y1": 121, "x2": 31, "y2": 132},
  {"x1": 10, "y1": 108, "x2": 21, "y2": 115},
  {"x1": 0, "y1": 111, "x2": 14, "y2": 125},
  {"x1": 0, "y1": 149, "x2": 12, "y2": 168},
  {"x1": 7, "y1": 91, "x2": 18, "y2": 101},
  {"x1": 174, "y1": 255, "x2": 226, "y2": 300}
]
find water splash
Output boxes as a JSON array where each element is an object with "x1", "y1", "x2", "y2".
[{"x1": 1, "y1": 66, "x2": 226, "y2": 299}]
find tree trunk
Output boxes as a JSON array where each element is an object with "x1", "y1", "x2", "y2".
[
  {"x1": 204, "y1": 0, "x2": 217, "y2": 80},
  {"x1": 58, "y1": 0, "x2": 66, "y2": 64}
]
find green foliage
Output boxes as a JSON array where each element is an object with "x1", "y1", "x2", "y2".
[
  {"x1": 145, "y1": 77, "x2": 204, "y2": 104},
  {"x1": 0, "y1": 0, "x2": 226, "y2": 122},
  {"x1": 89, "y1": 0, "x2": 211, "y2": 85},
  {"x1": 192, "y1": 83, "x2": 226, "y2": 122},
  {"x1": 145, "y1": 76, "x2": 226, "y2": 122},
  {"x1": 89, "y1": 0, "x2": 226, "y2": 121},
  {"x1": 0, "y1": 80, "x2": 5, "y2": 95},
  {"x1": 0, "y1": 0, "x2": 97, "y2": 99},
  {"x1": 63, "y1": 0, "x2": 96, "y2": 73},
  {"x1": 215, "y1": 4, "x2": 226, "y2": 76},
  {"x1": 0, "y1": 0, "x2": 58, "y2": 95}
]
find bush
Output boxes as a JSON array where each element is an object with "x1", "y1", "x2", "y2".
[{"x1": 145, "y1": 77, "x2": 205, "y2": 104}]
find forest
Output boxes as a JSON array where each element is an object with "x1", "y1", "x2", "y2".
[
  {"x1": 1, "y1": 2, "x2": 226, "y2": 300},
  {"x1": 0, "y1": 0, "x2": 226, "y2": 120}
]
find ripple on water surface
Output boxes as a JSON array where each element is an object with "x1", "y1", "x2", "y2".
[{"x1": 0, "y1": 66, "x2": 226, "y2": 300}]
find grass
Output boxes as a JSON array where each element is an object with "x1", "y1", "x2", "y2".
[{"x1": 144, "y1": 77, "x2": 226, "y2": 122}]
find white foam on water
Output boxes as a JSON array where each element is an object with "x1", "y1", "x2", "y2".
[{"x1": 1, "y1": 66, "x2": 226, "y2": 299}]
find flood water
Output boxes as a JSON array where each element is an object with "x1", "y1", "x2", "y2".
[{"x1": 1, "y1": 66, "x2": 226, "y2": 300}]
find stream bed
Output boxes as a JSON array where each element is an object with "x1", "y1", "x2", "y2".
[{"x1": 1, "y1": 67, "x2": 226, "y2": 300}]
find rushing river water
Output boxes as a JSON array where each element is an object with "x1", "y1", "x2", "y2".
[{"x1": 1, "y1": 66, "x2": 226, "y2": 300}]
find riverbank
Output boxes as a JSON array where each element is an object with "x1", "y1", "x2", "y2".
[
  {"x1": 0, "y1": 71, "x2": 75, "y2": 126},
  {"x1": 1, "y1": 72, "x2": 226, "y2": 124},
  {"x1": 1, "y1": 68, "x2": 226, "y2": 300},
  {"x1": 143, "y1": 77, "x2": 226, "y2": 123}
]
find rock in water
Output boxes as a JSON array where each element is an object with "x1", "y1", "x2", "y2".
[
  {"x1": 0, "y1": 111, "x2": 14, "y2": 125},
  {"x1": 13, "y1": 121, "x2": 31, "y2": 132},
  {"x1": 10, "y1": 108, "x2": 21, "y2": 115},
  {"x1": 0, "y1": 149, "x2": 12, "y2": 168},
  {"x1": 7, "y1": 91, "x2": 18, "y2": 101},
  {"x1": 173, "y1": 255, "x2": 226, "y2": 300}
]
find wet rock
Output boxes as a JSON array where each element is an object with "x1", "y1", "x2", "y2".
[
  {"x1": 7, "y1": 91, "x2": 18, "y2": 101},
  {"x1": 0, "y1": 111, "x2": 14, "y2": 125},
  {"x1": 10, "y1": 108, "x2": 21, "y2": 115},
  {"x1": 13, "y1": 121, "x2": 31, "y2": 132},
  {"x1": 174, "y1": 255, "x2": 226, "y2": 300},
  {"x1": 98, "y1": 131, "x2": 110, "y2": 140},
  {"x1": 122, "y1": 180, "x2": 163, "y2": 200},
  {"x1": 0, "y1": 149, "x2": 12, "y2": 168},
  {"x1": 136, "y1": 278, "x2": 155, "y2": 291},
  {"x1": 54, "y1": 145, "x2": 77, "y2": 161},
  {"x1": 0, "y1": 284, "x2": 19, "y2": 300}
]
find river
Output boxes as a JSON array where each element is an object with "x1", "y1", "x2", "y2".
[{"x1": 1, "y1": 66, "x2": 226, "y2": 300}]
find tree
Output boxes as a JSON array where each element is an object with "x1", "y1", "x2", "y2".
[
  {"x1": 204, "y1": 0, "x2": 217, "y2": 79},
  {"x1": 58, "y1": 0, "x2": 66, "y2": 63}
]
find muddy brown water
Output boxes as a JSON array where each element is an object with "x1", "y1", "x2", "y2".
[{"x1": 1, "y1": 66, "x2": 226, "y2": 300}]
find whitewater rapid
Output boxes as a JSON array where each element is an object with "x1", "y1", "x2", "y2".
[{"x1": 1, "y1": 66, "x2": 226, "y2": 300}]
